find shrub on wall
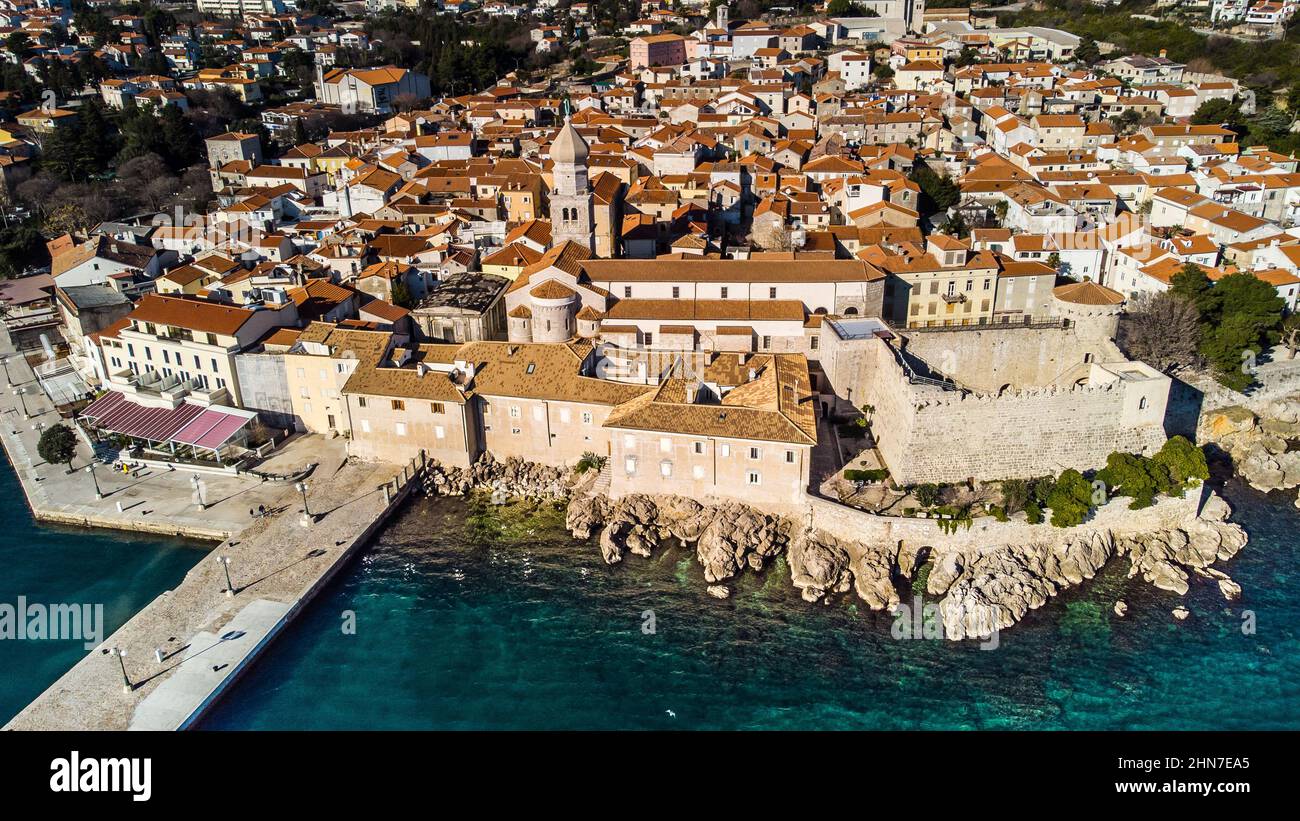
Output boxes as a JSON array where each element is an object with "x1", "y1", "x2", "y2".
[{"x1": 844, "y1": 468, "x2": 889, "y2": 483}]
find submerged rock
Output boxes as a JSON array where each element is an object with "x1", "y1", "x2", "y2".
[
  {"x1": 1172, "y1": 606, "x2": 1190, "y2": 621},
  {"x1": 1114, "y1": 600, "x2": 1128, "y2": 618},
  {"x1": 706, "y1": 585, "x2": 730, "y2": 600}
]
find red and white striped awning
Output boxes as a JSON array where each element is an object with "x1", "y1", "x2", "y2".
[{"x1": 81, "y1": 391, "x2": 256, "y2": 451}]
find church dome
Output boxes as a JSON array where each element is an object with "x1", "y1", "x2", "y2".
[{"x1": 551, "y1": 119, "x2": 589, "y2": 165}]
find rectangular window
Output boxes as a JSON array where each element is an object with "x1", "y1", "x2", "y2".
[
  {"x1": 747, "y1": 471, "x2": 761, "y2": 485},
  {"x1": 672, "y1": 286, "x2": 680, "y2": 298},
  {"x1": 194, "y1": 355, "x2": 201, "y2": 369},
  {"x1": 748, "y1": 447, "x2": 760, "y2": 460},
  {"x1": 693, "y1": 465, "x2": 706, "y2": 479},
  {"x1": 431, "y1": 402, "x2": 445, "y2": 414},
  {"x1": 361, "y1": 419, "x2": 371, "y2": 433},
  {"x1": 582, "y1": 411, "x2": 593, "y2": 425},
  {"x1": 762, "y1": 335, "x2": 772, "y2": 350},
  {"x1": 435, "y1": 425, "x2": 445, "y2": 439},
  {"x1": 559, "y1": 408, "x2": 571, "y2": 423},
  {"x1": 660, "y1": 461, "x2": 673, "y2": 478},
  {"x1": 769, "y1": 287, "x2": 777, "y2": 298},
  {"x1": 643, "y1": 332, "x2": 653, "y2": 346},
  {"x1": 395, "y1": 422, "x2": 407, "y2": 437},
  {"x1": 660, "y1": 438, "x2": 672, "y2": 453},
  {"x1": 785, "y1": 451, "x2": 795, "y2": 463},
  {"x1": 391, "y1": 400, "x2": 405, "y2": 411},
  {"x1": 810, "y1": 336, "x2": 819, "y2": 350},
  {"x1": 720, "y1": 443, "x2": 731, "y2": 457},
  {"x1": 624, "y1": 286, "x2": 632, "y2": 298},
  {"x1": 625, "y1": 456, "x2": 637, "y2": 475},
  {"x1": 358, "y1": 397, "x2": 368, "y2": 408},
  {"x1": 720, "y1": 287, "x2": 729, "y2": 299},
  {"x1": 533, "y1": 406, "x2": 544, "y2": 421},
  {"x1": 693, "y1": 442, "x2": 704, "y2": 454},
  {"x1": 509, "y1": 406, "x2": 520, "y2": 418}
]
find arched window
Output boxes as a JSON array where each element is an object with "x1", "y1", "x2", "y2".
[
  {"x1": 1139, "y1": 397, "x2": 1148, "y2": 410},
  {"x1": 844, "y1": 306, "x2": 859, "y2": 316}
]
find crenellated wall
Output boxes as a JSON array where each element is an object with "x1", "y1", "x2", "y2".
[{"x1": 823, "y1": 329, "x2": 1170, "y2": 486}]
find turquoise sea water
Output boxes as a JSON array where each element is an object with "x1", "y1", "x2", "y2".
[
  {"x1": 197, "y1": 481, "x2": 1300, "y2": 730},
  {"x1": 0, "y1": 456, "x2": 209, "y2": 725}
]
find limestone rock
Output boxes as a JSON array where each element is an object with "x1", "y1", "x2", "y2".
[
  {"x1": 598, "y1": 521, "x2": 628, "y2": 565},
  {"x1": 1114, "y1": 600, "x2": 1128, "y2": 617},
  {"x1": 788, "y1": 533, "x2": 853, "y2": 601},
  {"x1": 1172, "y1": 606, "x2": 1190, "y2": 620},
  {"x1": 706, "y1": 584, "x2": 730, "y2": 600},
  {"x1": 853, "y1": 545, "x2": 901, "y2": 611}
]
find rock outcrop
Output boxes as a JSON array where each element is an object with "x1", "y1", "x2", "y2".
[
  {"x1": 421, "y1": 453, "x2": 570, "y2": 501},
  {"x1": 931, "y1": 491, "x2": 1247, "y2": 639},
  {"x1": 1202, "y1": 395, "x2": 1300, "y2": 492},
  {"x1": 434, "y1": 457, "x2": 1251, "y2": 641},
  {"x1": 566, "y1": 493, "x2": 790, "y2": 583}
]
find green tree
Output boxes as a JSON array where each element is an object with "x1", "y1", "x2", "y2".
[
  {"x1": 1044, "y1": 469, "x2": 1093, "y2": 528},
  {"x1": 1169, "y1": 262, "x2": 1217, "y2": 315},
  {"x1": 5, "y1": 31, "x2": 30, "y2": 58},
  {"x1": 1190, "y1": 98, "x2": 1243, "y2": 131},
  {"x1": 1096, "y1": 452, "x2": 1167, "y2": 510},
  {"x1": 1200, "y1": 273, "x2": 1285, "y2": 390},
  {"x1": 1000, "y1": 478, "x2": 1030, "y2": 514},
  {"x1": 1074, "y1": 36, "x2": 1100, "y2": 65},
  {"x1": 913, "y1": 483, "x2": 942, "y2": 507},
  {"x1": 1152, "y1": 436, "x2": 1209, "y2": 490},
  {"x1": 910, "y1": 165, "x2": 960, "y2": 217},
  {"x1": 37, "y1": 424, "x2": 78, "y2": 474}
]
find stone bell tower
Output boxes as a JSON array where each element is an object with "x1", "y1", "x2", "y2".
[{"x1": 549, "y1": 116, "x2": 594, "y2": 253}]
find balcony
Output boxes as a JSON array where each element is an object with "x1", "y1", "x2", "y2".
[{"x1": 941, "y1": 292, "x2": 967, "y2": 304}]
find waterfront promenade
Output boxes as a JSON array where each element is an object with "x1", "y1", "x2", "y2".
[
  {"x1": 0, "y1": 328, "x2": 415, "y2": 730},
  {"x1": 3, "y1": 449, "x2": 409, "y2": 730},
  {"x1": 0, "y1": 328, "x2": 306, "y2": 540}
]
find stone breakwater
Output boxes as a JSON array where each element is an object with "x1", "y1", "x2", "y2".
[{"x1": 421, "y1": 456, "x2": 1248, "y2": 640}]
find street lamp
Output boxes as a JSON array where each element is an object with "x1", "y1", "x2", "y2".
[
  {"x1": 0, "y1": 355, "x2": 11, "y2": 387},
  {"x1": 215, "y1": 555, "x2": 234, "y2": 597},
  {"x1": 86, "y1": 463, "x2": 101, "y2": 500},
  {"x1": 13, "y1": 387, "x2": 28, "y2": 419},
  {"x1": 190, "y1": 474, "x2": 206, "y2": 510},
  {"x1": 112, "y1": 647, "x2": 131, "y2": 693},
  {"x1": 296, "y1": 480, "x2": 311, "y2": 518}
]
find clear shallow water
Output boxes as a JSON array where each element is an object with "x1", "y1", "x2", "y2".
[
  {"x1": 0, "y1": 455, "x2": 209, "y2": 725},
  {"x1": 200, "y1": 481, "x2": 1300, "y2": 730}
]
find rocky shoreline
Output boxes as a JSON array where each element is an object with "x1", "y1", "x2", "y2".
[
  {"x1": 420, "y1": 455, "x2": 1249, "y2": 641},
  {"x1": 1202, "y1": 393, "x2": 1300, "y2": 506}
]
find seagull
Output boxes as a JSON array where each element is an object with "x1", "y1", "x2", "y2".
[{"x1": 665, "y1": 709, "x2": 676, "y2": 719}]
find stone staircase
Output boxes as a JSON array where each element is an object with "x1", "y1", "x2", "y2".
[{"x1": 588, "y1": 461, "x2": 611, "y2": 498}]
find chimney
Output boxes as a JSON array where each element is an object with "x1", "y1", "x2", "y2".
[{"x1": 747, "y1": 367, "x2": 757, "y2": 381}]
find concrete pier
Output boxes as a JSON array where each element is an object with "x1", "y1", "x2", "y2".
[
  {"x1": 0, "y1": 328, "x2": 419, "y2": 731},
  {"x1": 4, "y1": 453, "x2": 413, "y2": 730}
]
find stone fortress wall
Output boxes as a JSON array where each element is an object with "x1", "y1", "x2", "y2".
[
  {"x1": 899, "y1": 322, "x2": 1123, "y2": 394},
  {"x1": 818, "y1": 305, "x2": 1171, "y2": 486}
]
